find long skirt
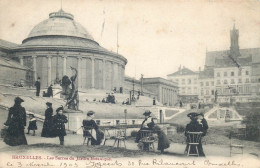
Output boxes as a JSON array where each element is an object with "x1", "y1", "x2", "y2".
[
  {"x1": 4, "y1": 128, "x2": 27, "y2": 146},
  {"x1": 41, "y1": 119, "x2": 55, "y2": 137},
  {"x1": 157, "y1": 130, "x2": 170, "y2": 151},
  {"x1": 84, "y1": 129, "x2": 104, "y2": 145}
]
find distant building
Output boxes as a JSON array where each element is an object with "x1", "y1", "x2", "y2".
[
  {"x1": 167, "y1": 25, "x2": 260, "y2": 103},
  {"x1": 0, "y1": 9, "x2": 127, "y2": 90},
  {"x1": 0, "y1": 55, "x2": 33, "y2": 87},
  {"x1": 167, "y1": 66, "x2": 199, "y2": 103},
  {"x1": 124, "y1": 76, "x2": 178, "y2": 106}
]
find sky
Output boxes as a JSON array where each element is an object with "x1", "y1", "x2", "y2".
[{"x1": 0, "y1": 0, "x2": 259, "y2": 79}]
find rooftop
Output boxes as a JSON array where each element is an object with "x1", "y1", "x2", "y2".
[
  {"x1": 167, "y1": 67, "x2": 198, "y2": 77},
  {"x1": 22, "y1": 9, "x2": 94, "y2": 44}
]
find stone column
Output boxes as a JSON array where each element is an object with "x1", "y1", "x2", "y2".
[
  {"x1": 47, "y1": 56, "x2": 52, "y2": 86},
  {"x1": 171, "y1": 90, "x2": 173, "y2": 105},
  {"x1": 91, "y1": 57, "x2": 95, "y2": 88},
  {"x1": 162, "y1": 87, "x2": 164, "y2": 104},
  {"x1": 102, "y1": 59, "x2": 106, "y2": 89},
  {"x1": 32, "y1": 55, "x2": 37, "y2": 81},
  {"x1": 77, "y1": 56, "x2": 82, "y2": 89},
  {"x1": 111, "y1": 62, "x2": 114, "y2": 90},
  {"x1": 19, "y1": 56, "x2": 23, "y2": 66},
  {"x1": 158, "y1": 85, "x2": 161, "y2": 102},
  {"x1": 62, "y1": 56, "x2": 67, "y2": 76},
  {"x1": 114, "y1": 63, "x2": 119, "y2": 89},
  {"x1": 122, "y1": 65, "x2": 125, "y2": 92},
  {"x1": 167, "y1": 88, "x2": 170, "y2": 106}
]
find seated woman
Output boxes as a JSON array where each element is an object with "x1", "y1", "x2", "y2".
[
  {"x1": 82, "y1": 111, "x2": 104, "y2": 145},
  {"x1": 184, "y1": 112, "x2": 206, "y2": 156},
  {"x1": 135, "y1": 110, "x2": 170, "y2": 153}
]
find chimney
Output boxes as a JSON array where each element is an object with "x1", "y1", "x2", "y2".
[{"x1": 178, "y1": 65, "x2": 181, "y2": 71}]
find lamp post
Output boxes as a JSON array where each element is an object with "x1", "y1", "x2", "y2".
[
  {"x1": 124, "y1": 109, "x2": 127, "y2": 138},
  {"x1": 124, "y1": 109, "x2": 127, "y2": 124}
]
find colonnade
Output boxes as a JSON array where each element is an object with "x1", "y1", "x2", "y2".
[
  {"x1": 19, "y1": 55, "x2": 125, "y2": 90},
  {"x1": 161, "y1": 87, "x2": 178, "y2": 106}
]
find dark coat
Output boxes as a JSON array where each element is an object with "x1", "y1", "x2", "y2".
[
  {"x1": 82, "y1": 119, "x2": 104, "y2": 145},
  {"x1": 28, "y1": 119, "x2": 37, "y2": 130},
  {"x1": 185, "y1": 120, "x2": 205, "y2": 156},
  {"x1": 53, "y1": 114, "x2": 68, "y2": 137},
  {"x1": 47, "y1": 86, "x2": 53, "y2": 97},
  {"x1": 136, "y1": 117, "x2": 170, "y2": 151},
  {"x1": 41, "y1": 107, "x2": 55, "y2": 137},
  {"x1": 35, "y1": 81, "x2": 40, "y2": 91},
  {"x1": 4, "y1": 105, "x2": 27, "y2": 146}
]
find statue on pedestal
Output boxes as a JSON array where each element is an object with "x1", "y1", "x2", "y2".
[{"x1": 60, "y1": 67, "x2": 79, "y2": 111}]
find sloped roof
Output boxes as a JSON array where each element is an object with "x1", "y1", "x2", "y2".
[
  {"x1": 0, "y1": 56, "x2": 32, "y2": 70},
  {"x1": 215, "y1": 55, "x2": 252, "y2": 68},
  {"x1": 0, "y1": 39, "x2": 19, "y2": 50},
  {"x1": 205, "y1": 48, "x2": 260, "y2": 67},
  {"x1": 199, "y1": 68, "x2": 214, "y2": 79},
  {"x1": 167, "y1": 67, "x2": 198, "y2": 76}
]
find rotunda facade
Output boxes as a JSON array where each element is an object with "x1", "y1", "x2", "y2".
[{"x1": 12, "y1": 9, "x2": 127, "y2": 90}]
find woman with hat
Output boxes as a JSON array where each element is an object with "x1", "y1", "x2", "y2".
[
  {"x1": 184, "y1": 112, "x2": 206, "y2": 156},
  {"x1": 82, "y1": 111, "x2": 104, "y2": 145},
  {"x1": 41, "y1": 102, "x2": 55, "y2": 137},
  {"x1": 136, "y1": 110, "x2": 170, "y2": 153},
  {"x1": 135, "y1": 110, "x2": 155, "y2": 143},
  {"x1": 3, "y1": 97, "x2": 27, "y2": 146},
  {"x1": 52, "y1": 106, "x2": 68, "y2": 145}
]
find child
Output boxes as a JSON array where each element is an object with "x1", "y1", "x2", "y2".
[
  {"x1": 27, "y1": 114, "x2": 37, "y2": 136},
  {"x1": 53, "y1": 106, "x2": 68, "y2": 145}
]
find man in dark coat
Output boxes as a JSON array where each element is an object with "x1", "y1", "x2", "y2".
[
  {"x1": 41, "y1": 102, "x2": 55, "y2": 137},
  {"x1": 185, "y1": 113, "x2": 206, "y2": 156},
  {"x1": 35, "y1": 77, "x2": 41, "y2": 96},
  {"x1": 4, "y1": 97, "x2": 28, "y2": 146},
  {"x1": 53, "y1": 106, "x2": 68, "y2": 145}
]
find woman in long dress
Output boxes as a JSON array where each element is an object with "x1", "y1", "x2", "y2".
[
  {"x1": 184, "y1": 112, "x2": 206, "y2": 156},
  {"x1": 136, "y1": 110, "x2": 170, "y2": 153},
  {"x1": 82, "y1": 111, "x2": 104, "y2": 145},
  {"x1": 3, "y1": 97, "x2": 28, "y2": 146},
  {"x1": 41, "y1": 102, "x2": 55, "y2": 137}
]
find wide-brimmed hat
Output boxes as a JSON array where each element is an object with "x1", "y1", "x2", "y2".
[
  {"x1": 187, "y1": 112, "x2": 198, "y2": 118},
  {"x1": 143, "y1": 110, "x2": 152, "y2": 116},
  {"x1": 29, "y1": 114, "x2": 35, "y2": 117},
  {"x1": 87, "y1": 111, "x2": 95, "y2": 116},
  {"x1": 15, "y1": 97, "x2": 24, "y2": 103},
  {"x1": 46, "y1": 102, "x2": 52, "y2": 106},
  {"x1": 197, "y1": 113, "x2": 204, "y2": 117},
  {"x1": 56, "y1": 106, "x2": 64, "y2": 112}
]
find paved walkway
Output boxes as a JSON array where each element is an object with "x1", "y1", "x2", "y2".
[{"x1": 0, "y1": 108, "x2": 238, "y2": 158}]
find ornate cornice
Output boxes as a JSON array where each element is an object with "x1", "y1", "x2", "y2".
[{"x1": 12, "y1": 46, "x2": 127, "y2": 64}]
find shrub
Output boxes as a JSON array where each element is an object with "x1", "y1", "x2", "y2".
[
  {"x1": 176, "y1": 125, "x2": 185, "y2": 133},
  {"x1": 243, "y1": 110, "x2": 260, "y2": 141},
  {"x1": 131, "y1": 130, "x2": 138, "y2": 137}
]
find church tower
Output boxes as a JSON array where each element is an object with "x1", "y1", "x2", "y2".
[{"x1": 230, "y1": 24, "x2": 240, "y2": 57}]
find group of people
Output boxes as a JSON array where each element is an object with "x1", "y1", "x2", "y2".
[
  {"x1": 3, "y1": 97, "x2": 68, "y2": 146},
  {"x1": 34, "y1": 77, "x2": 53, "y2": 97},
  {"x1": 3, "y1": 97, "x2": 208, "y2": 156}
]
